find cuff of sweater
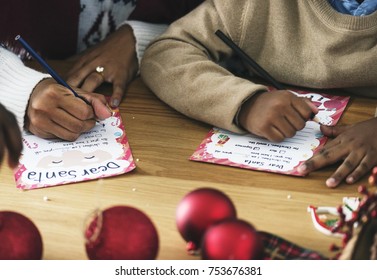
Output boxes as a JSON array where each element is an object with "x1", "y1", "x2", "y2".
[
  {"x1": 232, "y1": 89, "x2": 267, "y2": 131},
  {"x1": 118, "y1": 20, "x2": 168, "y2": 66},
  {"x1": 0, "y1": 49, "x2": 50, "y2": 130}
]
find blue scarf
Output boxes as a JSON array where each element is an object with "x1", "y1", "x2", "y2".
[{"x1": 329, "y1": 0, "x2": 377, "y2": 15}]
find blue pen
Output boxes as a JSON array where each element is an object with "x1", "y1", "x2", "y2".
[{"x1": 15, "y1": 35, "x2": 90, "y2": 105}]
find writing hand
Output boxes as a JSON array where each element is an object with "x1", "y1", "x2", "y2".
[
  {"x1": 238, "y1": 90, "x2": 318, "y2": 142},
  {"x1": 25, "y1": 78, "x2": 112, "y2": 141},
  {"x1": 298, "y1": 118, "x2": 377, "y2": 187},
  {"x1": 0, "y1": 103, "x2": 22, "y2": 168},
  {"x1": 67, "y1": 24, "x2": 138, "y2": 108}
]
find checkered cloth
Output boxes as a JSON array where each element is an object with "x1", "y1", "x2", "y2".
[{"x1": 259, "y1": 231, "x2": 328, "y2": 260}]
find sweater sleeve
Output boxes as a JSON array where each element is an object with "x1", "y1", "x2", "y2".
[
  {"x1": 0, "y1": 47, "x2": 50, "y2": 130},
  {"x1": 140, "y1": 0, "x2": 268, "y2": 133},
  {"x1": 118, "y1": 20, "x2": 168, "y2": 66}
]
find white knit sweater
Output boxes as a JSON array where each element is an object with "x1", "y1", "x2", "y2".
[{"x1": 0, "y1": 0, "x2": 167, "y2": 130}]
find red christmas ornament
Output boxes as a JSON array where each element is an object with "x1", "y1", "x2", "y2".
[
  {"x1": 176, "y1": 188, "x2": 237, "y2": 250},
  {"x1": 0, "y1": 211, "x2": 43, "y2": 260},
  {"x1": 201, "y1": 219, "x2": 264, "y2": 260},
  {"x1": 85, "y1": 206, "x2": 159, "y2": 260}
]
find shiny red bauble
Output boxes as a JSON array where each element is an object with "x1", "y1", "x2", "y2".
[
  {"x1": 176, "y1": 188, "x2": 237, "y2": 249},
  {"x1": 85, "y1": 206, "x2": 159, "y2": 260},
  {"x1": 201, "y1": 219, "x2": 264, "y2": 260},
  {"x1": 0, "y1": 211, "x2": 43, "y2": 260}
]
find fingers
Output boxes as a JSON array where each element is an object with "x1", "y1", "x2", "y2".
[
  {"x1": 291, "y1": 95, "x2": 318, "y2": 121},
  {"x1": 298, "y1": 119, "x2": 377, "y2": 188},
  {"x1": 324, "y1": 153, "x2": 361, "y2": 188},
  {"x1": 28, "y1": 80, "x2": 111, "y2": 141},
  {"x1": 298, "y1": 143, "x2": 347, "y2": 178},
  {"x1": 239, "y1": 90, "x2": 319, "y2": 142},
  {"x1": 66, "y1": 50, "x2": 97, "y2": 87},
  {"x1": 269, "y1": 93, "x2": 316, "y2": 140},
  {"x1": 262, "y1": 126, "x2": 286, "y2": 142},
  {"x1": 67, "y1": 58, "x2": 105, "y2": 91},
  {"x1": 80, "y1": 71, "x2": 105, "y2": 92},
  {"x1": 110, "y1": 82, "x2": 126, "y2": 108},
  {"x1": 27, "y1": 104, "x2": 96, "y2": 141},
  {"x1": 325, "y1": 152, "x2": 375, "y2": 188},
  {"x1": 269, "y1": 118, "x2": 297, "y2": 141},
  {"x1": 110, "y1": 92, "x2": 121, "y2": 108},
  {"x1": 66, "y1": 63, "x2": 91, "y2": 88},
  {"x1": 346, "y1": 154, "x2": 375, "y2": 184},
  {"x1": 68, "y1": 61, "x2": 128, "y2": 108},
  {"x1": 79, "y1": 92, "x2": 113, "y2": 120},
  {"x1": 281, "y1": 109, "x2": 306, "y2": 133},
  {"x1": 109, "y1": 57, "x2": 137, "y2": 108},
  {"x1": 302, "y1": 97, "x2": 319, "y2": 115},
  {"x1": 320, "y1": 124, "x2": 350, "y2": 138},
  {"x1": 275, "y1": 92, "x2": 317, "y2": 138},
  {"x1": 67, "y1": 25, "x2": 139, "y2": 107},
  {"x1": 29, "y1": 99, "x2": 109, "y2": 142},
  {"x1": 32, "y1": 118, "x2": 95, "y2": 141}
]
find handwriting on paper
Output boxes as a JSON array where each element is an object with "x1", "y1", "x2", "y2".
[
  {"x1": 15, "y1": 110, "x2": 135, "y2": 190},
  {"x1": 190, "y1": 91, "x2": 349, "y2": 176}
]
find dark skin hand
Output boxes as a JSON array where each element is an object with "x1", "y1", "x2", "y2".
[
  {"x1": 238, "y1": 90, "x2": 318, "y2": 142},
  {"x1": 67, "y1": 24, "x2": 139, "y2": 108},
  {"x1": 26, "y1": 78, "x2": 112, "y2": 141},
  {"x1": 0, "y1": 103, "x2": 22, "y2": 168},
  {"x1": 298, "y1": 118, "x2": 377, "y2": 187}
]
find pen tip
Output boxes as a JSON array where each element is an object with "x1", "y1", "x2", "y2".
[
  {"x1": 312, "y1": 116, "x2": 321, "y2": 124},
  {"x1": 14, "y1": 35, "x2": 20, "y2": 41}
]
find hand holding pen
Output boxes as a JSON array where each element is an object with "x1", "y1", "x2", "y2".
[
  {"x1": 26, "y1": 79, "x2": 112, "y2": 141},
  {"x1": 238, "y1": 90, "x2": 319, "y2": 142},
  {"x1": 15, "y1": 35, "x2": 112, "y2": 141},
  {"x1": 215, "y1": 30, "x2": 319, "y2": 141},
  {"x1": 15, "y1": 35, "x2": 91, "y2": 105}
]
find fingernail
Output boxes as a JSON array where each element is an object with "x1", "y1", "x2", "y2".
[
  {"x1": 112, "y1": 99, "x2": 119, "y2": 107},
  {"x1": 298, "y1": 164, "x2": 307, "y2": 173},
  {"x1": 326, "y1": 177, "x2": 337, "y2": 188},
  {"x1": 346, "y1": 176, "x2": 354, "y2": 184}
]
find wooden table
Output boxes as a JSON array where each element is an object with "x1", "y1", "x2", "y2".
[{"x1": 1, "y1": 61, "x2": 376, "y2": 259}]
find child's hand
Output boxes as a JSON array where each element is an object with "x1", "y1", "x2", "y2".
[
  {"x1": 298, "y1": 118, "x2": 377, "y2": 188},
  {"x1": 238, "y1": 90, "x2": 318, "y2": 142}
]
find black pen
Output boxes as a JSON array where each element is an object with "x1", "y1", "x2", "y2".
[
  {"x1": 15, "y1": 35, "x2": 91, "y2": 105},
  {"x1": 215, "y1": 30, "x2": 285, "y2": 90},
  {"x1": 215, "y1": 30, "x2": 319, "y2": 123}
]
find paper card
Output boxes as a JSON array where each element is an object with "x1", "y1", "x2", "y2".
[
  {"x1": 307, "y1": 197, "x2": 360, "y2": 237},
  {"x1": 190, "y1": 91, "x2": 350, "y2": 176},
  {"x1": 14, "y1": 107, "x2": 136, "y2": 190}
]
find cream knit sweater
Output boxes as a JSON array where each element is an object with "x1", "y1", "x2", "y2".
[
  {"x1": 0, "y1": 48, "x2": 50, "y2": 129},
  {"x1": 0, "y1": 0, "x2": 168, "y2": 131},
  {"x1": 141, "y1": 0, "x2": 377, "y2": 134}
]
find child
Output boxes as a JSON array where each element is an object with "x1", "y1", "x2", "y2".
[{"x1": 141, "y1": 0, "x2": 377, "y2": 188}]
